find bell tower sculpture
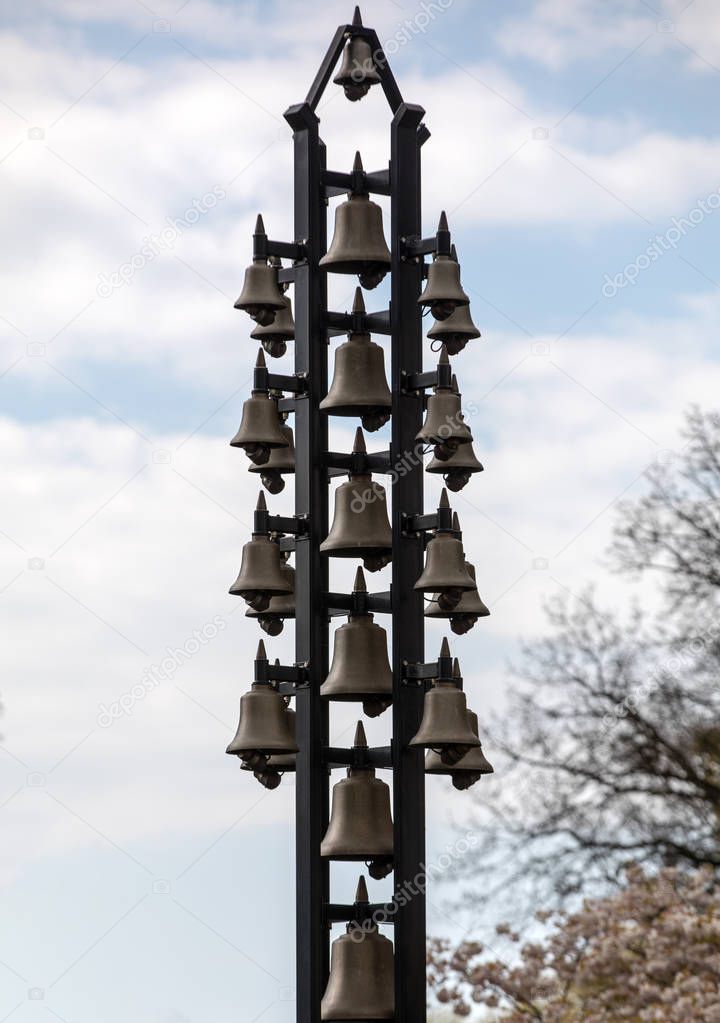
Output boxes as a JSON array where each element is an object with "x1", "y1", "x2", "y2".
[{"x1": 226, "y1": 9, "x2": 493, "y2": 1023}]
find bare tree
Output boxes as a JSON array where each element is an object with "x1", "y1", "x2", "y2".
[{"x1": 455, "y1": 408, "x2": 720, "y2": 915}]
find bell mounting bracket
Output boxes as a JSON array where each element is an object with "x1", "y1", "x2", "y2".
[
  {"x1": 401, "y1": 220, "x2": 451, "y2": 262},
  {"x1": 254, "y1": 505, "x2": 309, "y2": 538},
  {"x1": 322, "y1": 166, "x2": 391, "y2": 198},
  {"x1": 402, "y1": 360, "x2": 452, "y2": 394},
  {"x1": 325, "y1": 590, "x2": 392, "y2": 617},
  {"x1": 402, "y1": 504, "x2": 453, "y2": 535},
  {"x1": 324, "y1": 901, "x2": 395, "y2": 926},
  {"x1": 254, "y1": 364, "x2": 308, "y2": 396},
  {"x1": 402, "y1": 653, "x2": 456, "y2": 687},
  {"x1": 325, "y1": 449, "x2": 392, "y2": 478},
  {"x1": 253, "y1": 232, "x2": 306, "y2": 264},
  {"x1": 325, "y1": 308, "x2": 392, "y2": 336},
  {"x1": 323, "y1": 745, "x2": 393, "y2": 770},
  {"x1": 254, "y1": 653, "x2": 310, "y2": 691}
]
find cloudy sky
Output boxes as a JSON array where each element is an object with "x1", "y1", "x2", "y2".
[{"x1": 2, "y1": 0, "x2": 720, "y2": 1020}]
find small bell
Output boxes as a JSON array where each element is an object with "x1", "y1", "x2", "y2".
[
  {"x1": 246, "y1": 562, "x2": 295, "y2": 635},
  {"x1": 250, "y1": 291, "x2": 294, "y2": 359},
  {"x1": 414, "y1": 491, "x2": 475, "y2": 610},
  {"x1": 427, "y1": 297, "x2": 481, "y2": 357},
  {"x1": 320, "y1": 429, "x2": 392, "y2": 572},
  {"x1": 321, "y1": 568, "x2": 393, "y2": 716},
  {"x1": 230, "y1": 350, "x2": 290, "y2": 466},
  {"x1": 242, "y1": 699, "x2": 296, "y2": 788},
  {"x1": 426, "y1": 427, "x2": 483, "y2": 492},
  {"x1": 319, "y1": 153, "x2": 391, "y2": 290},
  {"x1": 333, "y1": 8, "x2": 381, "y2": 101},
  {"x1": 234, "y1": 215, "x2": 286, "y2": 326},
  {"x1": 426, "y1": 708, "x2": 493, "y2": 790},
  {"x1": 229, "y1": 493, "x2": 293, "y2": 611},
  {"x1": 426, "y1": 555, "x2": 489, "y2": 636},
  {"x1": 320, "y1": 288, "x2": 391, "y2": 432},
  {"x1": 321, "y1": 722, "x2": 393, "y2": 877},
  {"x1": 416, "y1": 351, "x2": 472, "y2": 461},
  {"x1": 226, "y1": 642, "x2": 299, "y2": 764},
  {"x1": 418, "y1": 217, "x2": 469, "y2": 321},
  {"x1": 248, "y1": 422, "x2": 295, "y2": 494},
  {"x1": 321, "y1": 876, "x2": 395, "y2": 1021},
  {"x1": 410, "y1": 646, "x2": 480, "y2": 766}
]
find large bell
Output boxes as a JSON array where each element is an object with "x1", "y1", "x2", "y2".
[
  {"x1": 427, "y1": 301, "x2": 481, "y2": 357},
  {"x1": 321, "y1": 568, "x2": 392, "y2": 716},
  {"x1": 321, "y1": 429, "x2": 392, "y2": 572},
  {"x1": 234, "y1": 215, "x2": 286, "y2": 326},
  {"x1": 251, "y1": 292, "x2": 294, "y2": 359},
  {"x1": 416, "y1": 351, "x2": 472, "y2": 460},
  {"x1": 320, "y1": 289, "x2": 391, "y2": 432},
  {"x1": 246, "y1": 562, "x2": 295, "y2": 635},
  {"x1": 414, "y1": 492, "x2": 475, "y2": 610},
  {"x1": 321, "y1": 722, "x2": 393, "y2": 877},
  {"x1": 418, "y1": 218, "x2": 469, "y2": 321},
  {"x1": 410, "y1": 650, "x2": 480, "y2": 766},
  {"x1": 226, "y1": 647, "x2": 299, "y2": 763},
  {"x1": 333, "y1": 9, "x2": 381, "y2": 101},
  {"x1": 426, "y1": 427, "x2": 483, "y2": 492},
  {"x1": 426, "y1": 559, "x2": 489, "y2": 636},
  {"x1": 242, "y1": 701, "x2": 296, "y2": 788},
  {"x1": 229, "y1": 493, "x2": 293, "y2": 611},
  {"x1": 321, "y1": 877, "x2": 395, "y2": 1021},
  {"x1": 319, "y1": 154, "x2": 391, "y2": 290},
  {"x1": 248, "y1": 423, "x2": 295, "y2": 494},
  {"x1": 230, "y1": 350, "x2": 290, "y2": 466},
  {"x1": 426, "y1": 708, "x2": 494, "y2": 790}
]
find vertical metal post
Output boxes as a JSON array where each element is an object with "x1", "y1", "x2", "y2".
[
  {"x1": 390, "y1": 102, "x2": 427, "y2": 1023},
  {"x1": 284, "y1": 101, "x2": 330, "y2": 1023}
]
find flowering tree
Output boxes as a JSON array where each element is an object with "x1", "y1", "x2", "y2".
[{"x1": 428, "y1": 866, "x2": 720, "y2": 1021}]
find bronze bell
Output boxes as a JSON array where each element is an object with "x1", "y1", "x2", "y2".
[
  {"x1": 320, "y1": 429, "x2": 392, "y2": 572},
  {"x1": 234, "y1": 215, "x2": 286, "y2": 326},
  {"x1": 248, "y1": 422, "x2": 295, "y2": 494},
  {"x1": 427, "y1": 301, "x2": 481, "y2": 357},
  {"x1": 418, "y1": 219, "x2": 470, "y2": 321},
  {"x1": 226, "y1": 645, "x2": 299, "y2": 763},
  {"x1": 333, "y1": 9, "x2": 381, "y2": 101},
  {"x1": 321, "y1": 568, "x2": 392, "y2": 716},
  {"x1": 250, "y1": 292, "x2": 294, "y2": 359},
  {"x1": 321, "y1": 877, "x2": 395, "y2": 1021},
  {"x1": 410, "y1": 648, "x2": 481, "y2": 766},
  {"x1": 426, "y1": 709, "x2": 493, "y2": 790},
  {"x1": 242, "y1": 701, "x2": 296, "y2": 788},
  {"x1": 414, "y1": 491, "x2": 475, "y2": 610},
  {"x1": 426, "y1": 558, "x2": 490, "y2": 636},
  {"x1": 319, "y1": 153, "x2": 391, "y2": 290},
  {"x1": 246, "y1": 562, "x2": 295, "y2": 635},
  {"x1": 230, "y1": 351, "x2": 289, "y2": 466},
  {"x1": 321, "y1": 722, "x2": 393, "y2": 876},
  {"x1": 320, "y1": 289, "x2": 391, "y2": 432},
  {"x1": 229, "y1": 493, "x2": 293, "y2": 611},
  {"x1": 426, "y1": 427, "x2": 483, "y2": 492},
  {"x1": 416, "y1": 351, "x2": 472, "y2": 460}
]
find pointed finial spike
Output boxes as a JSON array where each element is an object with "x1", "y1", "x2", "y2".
[
  {"x1": 352, "y1": 427, "x2": 367, "y2": 454},
  {"x1": 450, "y1": 243, "x2": 458, "y2": 262},
  {"x1": 274, "y1": 657, "x2": 280, "y2": 665},
  {"x1": 452, "y1": 512, "x2": 460, "y2": 531},
  {"x1": 451, "y1": 373, "x2": 459, "y2": 392},
  {"x1": 439, "y1": 488, "x2": 450, "y2": 510},
  {"x1": 453, "y1": 657, "x2": 461, "y2": 677},
  {"x1": 352, "y1": 286, "x2": 366, "y2": 314},
  {"x1": 355, "y1": 875, "x2": 369, "y2": 903},
  {"x1": 255, "y1": 347, "x2": 267, "y2": 369},
  {"x1": 256, "y1": 491, "x2": 268, "y2": 512},
  {"x1": 256, "y1": 639, "x2": 267, "y2": 660},
  {"x1": 438, "y1": 210, "x2": 449, "y2": 232},
  {"x1": 353, "y1": 720, "x2": 368, "y2": 748},
  {"x1": 352, "y1": 6, "x2": 363, "y2": 27},
  {"x1": 254, "y1": 213, "x2": 266, "y2": 235},
  {"x1": 352, "y1": 150, "x2": 364, "y2": 173},
  {"x1": 438, "y1": 347, "x2": 449, "y2": 367},
  {"x1": 353, "y1": 566, "x2": 367, "y2": 593},
  {"x1": 440, "y1": 636, "x2": 451, "y2": 658}
]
